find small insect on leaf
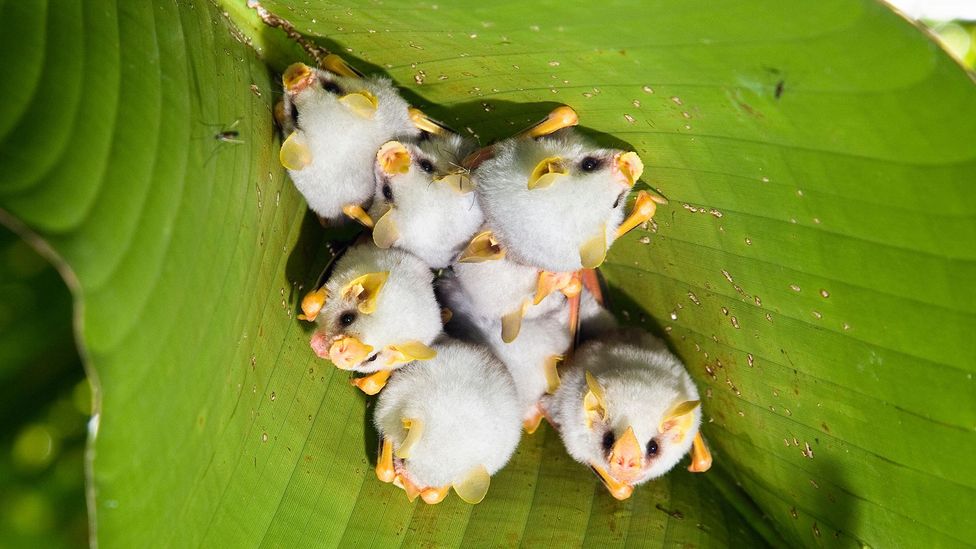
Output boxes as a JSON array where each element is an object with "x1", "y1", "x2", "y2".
[{"x1": 214, "y1": 119, "x2": 243, "y2": 143}]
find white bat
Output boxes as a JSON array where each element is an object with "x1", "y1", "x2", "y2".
[
  {"x1": 304, "y1": 244, "x2": 442, "y2": 395},
  {"x1": 542, "y1": 330, "x2": 712, "y2": 500},
  {"x1": 474, "y1": 126, "x2": 660, "y2": 273},
  {"x1": 278, "y1": 58, "x2": 420, "y2": 225},
  {"x1": 373, "y1": 338, "x2": 522, "y2": 505},
  {"x1": 437, "y1": 274, "x2": 567, "y2": 432},
  {"x1": 368, "y1": 132, "x2": 484, "y2": 269},
  {"x1": 438, "y1": 274, "x2": 616, "y2": 433},
  {"x1": 450, "y1": 252, "x2": 566, "y2": 343}
]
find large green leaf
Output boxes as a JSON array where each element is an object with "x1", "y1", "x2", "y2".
[{"x1": 1, "y1": 0, "x2": 973, "y2": 547}]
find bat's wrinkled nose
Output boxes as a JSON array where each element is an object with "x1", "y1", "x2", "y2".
[
  {"x1": 310, "y1": 331, "x2": 330, "y2": 358},
  {"x1": 283, "y1": 63, "x2": 315, "y2": 94},
  {"x1": 608, "y1": 426, "x2": 644, "y2": 481},
  {"x1": 611, "y1": 151, "x2": 644, "y2": 187}
]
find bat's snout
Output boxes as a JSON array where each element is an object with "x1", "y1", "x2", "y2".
[
  {"x1": 310, "y1": 331, "x2": 331, "y2": 358},
  {"x1": 607, "y1": 427, "x2": 644, "y2": 483},
  {"x1": 611, "y1": 151, "x2": 644, "y2": 188}
]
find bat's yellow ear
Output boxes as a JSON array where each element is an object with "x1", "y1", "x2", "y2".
[
  {"x1": 341, "y1": 272, "x2": 389, "y2": 314},
  {"x1": 385, "y1": 341, "x2": 437, "y2": 367},
  {"x1": 298, "y1": 287, "x2": 329, "y2": 321},
  {"x1": 580, "y1": 226, "x2": 608, "y2": 269},
  {"x1": 321, "y1": 53, "x2": 364, "y2": 77},
  {"x1": 372, "y1": 210, "x2": 399, "y2": 249},
  {"x1": 328, "y1": 336, "x2": 374, "y2": 370},
  {"x1": 377, "y1": 141, "x2": 411, "y2": 175},
  {"x1": 500, "y1": 301, "x2": 528, "y2": 344},
  {"x1": 280, "y1": 130, "x2": 312, "y2": 170},
  {"x1": 659, "y1": 400, "x2": 700, "y2": 442},
  {"x1": 458, "y1": 231, "x2": 505, "y2": 263},
  {"x1": 435, "y1": 173, "x2": 475, "y2": 194},
  {"x1": 453, "y1": 465, "x2": 490, "y2": 504},
  {"x1": 395, "y1": 417, "x2": 424, "y2": 459},
  {"x1": 543, "y1": 355, "x2": 563, "y2": 394},
  {"x1": 527, "y1": 156, "x2": 567, "y2": 189},
  {"x1": 583, "y1": 371, "x2": 608, "y2": 429}
]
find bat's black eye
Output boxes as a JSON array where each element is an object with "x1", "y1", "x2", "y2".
[
  {"x1": 339, "y1": 311, "x2": 357, "y2": 326},
  {"x1": 321, "y1": 79, "x2": 344, "y2": 95},
  {"x1": 418, "y1": 158, "x2": 435, "y2": 174},
  {"x1": 580, "y1": 156, "x2": 603, "y2": 172},
  {"x1": 382, "y1": 183, "x2": 393, "y2": 202},
  {"x1": 601, "y1": 431, "x2": 615, "y2": 453},
  {"x1": 289, "y1": 105, "x2": 300, "y2": 127},
  {"x1": 612, "y1": 191, "x2": 625, "y2": 209},
  {"x1": 647, "y1": 438, "x2": 659, "y2": 456}
]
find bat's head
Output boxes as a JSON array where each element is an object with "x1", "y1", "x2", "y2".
[
  {"x1": 368, "y1": 133, "x2": 484, "y2": 268},
  {"x1": 579, "y1": 362, "x2": 701, "y2": 487},
  {"x1": 282, "y1": 61, "x2": 414, "y2": 132},
  {"x1": 475, "y1": 128, "x2": 644, "y2": 272},
  {"x1": 308, "y1": 245, "x2": 441, "y2": 373}
]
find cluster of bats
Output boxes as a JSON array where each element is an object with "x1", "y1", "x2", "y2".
[{"x1": 273, "y1": 55, "x2": 712, "y2": 505}]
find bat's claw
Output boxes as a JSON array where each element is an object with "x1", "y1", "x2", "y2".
[
  {"x1": 523, "y1": 406, "x2": 544, "y2": 434},
  {"x1": 375, "y1": 438, "x2": 396, "y2": 483},
  {"x1": 421, "y1": 485, "x2": 450, "y2": 505},
  {"x1": 393, "y1": 474, "x2": 422, "y2": 502},
  {"x1": 687, "y1": 432, "x2": 712, "y2": 473}
]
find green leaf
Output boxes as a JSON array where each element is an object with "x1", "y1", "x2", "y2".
[{"x1": 2, "y1": 0, "x2": 973, "y2": 547}]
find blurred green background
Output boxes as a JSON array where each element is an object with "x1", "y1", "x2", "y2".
[
  {"x1": 0, "y1": 11, "x2": 971, "y2": 549},
  {"x1": 0, "y1": 226, "x2": 88, "y2": 548}
]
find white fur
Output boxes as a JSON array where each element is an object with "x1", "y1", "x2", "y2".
[
  {"x1": 451, "y1": 253, "x2": 564, "y2": 322},
  {"x1": 373, "y1": 339, "x2": 522, "y2": 489},
  {"x1": 284, "y1": 70, "x2": 418, "y2": 221},
  {"x1": 475, "y1": 129, "x2": 629, "y2": 272},
  {"x1": 314, "y1": 244, "x2": 442, "y2": 373},
  {"x1": 438, "y1": 275, "x2": 570, "y2": 422},
  {"x1": 368, "y1": 133, "x2": 484, "y2": 268},
  {"x1": 543, "y1": 330, "x2": 701, "y2": 485}
]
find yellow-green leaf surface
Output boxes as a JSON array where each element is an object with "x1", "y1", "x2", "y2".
[{"x1": 1, "y1": 0, "x2": 973, "y2": 547}]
